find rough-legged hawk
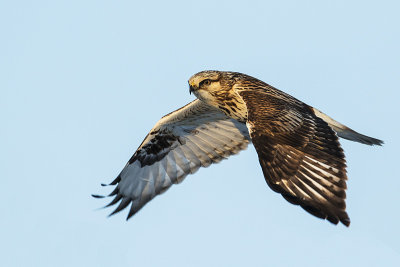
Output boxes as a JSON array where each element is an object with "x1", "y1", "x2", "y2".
[{"x1": 93, "y1": 71, "x2": 383, "y2": 226}]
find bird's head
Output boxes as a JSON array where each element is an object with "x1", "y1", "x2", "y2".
[{"x1": 188, "y1": 70, "x2": 237, "y2": 103}]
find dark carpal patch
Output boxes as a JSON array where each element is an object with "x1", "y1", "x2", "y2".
[{"x1": 128, "y1": 129, "x2": 182, "y2": 167}]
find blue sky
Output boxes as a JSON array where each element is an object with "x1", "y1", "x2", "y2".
[{"x1": 2, "y1": 0, "x2": 399, "y2": 266}]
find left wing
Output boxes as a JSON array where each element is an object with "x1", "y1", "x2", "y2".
[
  {"x1": 236, "y1": 87, "x2": 350, "y2": 226},
  {"x1": 93, "y1": 100, "x2": 250, "y2": 219}
]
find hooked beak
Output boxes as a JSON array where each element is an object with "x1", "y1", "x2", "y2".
[{"x1": 189, "y1": 85, "x2": 196, "y2": 95}]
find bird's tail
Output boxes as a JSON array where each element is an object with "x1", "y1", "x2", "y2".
[{"x1": 311, "y1": 107, "x2": 384, "y2": 146}]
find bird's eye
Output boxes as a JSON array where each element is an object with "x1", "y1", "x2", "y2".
[{"x1": 200, "y1": 79, "x2": 212, "y2": 87}]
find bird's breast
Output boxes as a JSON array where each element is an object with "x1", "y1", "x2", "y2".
[
  {"x1": 215, "y1": 93, "x2": 248, "y2": 122},
  {"x1": 194, "y1": 89, "x2": 248, "y2": 122}
]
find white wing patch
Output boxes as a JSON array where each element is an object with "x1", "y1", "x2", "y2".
[{"x1": 93, "y1": 100, "x2": 250, "y2": 219}]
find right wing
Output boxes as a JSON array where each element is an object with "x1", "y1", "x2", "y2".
[{"x1": 93, "y1": 100, "x2": 250, "y2": 219}]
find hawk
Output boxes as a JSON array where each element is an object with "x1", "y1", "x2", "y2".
[{"x1": 93, "y1": 71, "x2": 383, "y2": 226}]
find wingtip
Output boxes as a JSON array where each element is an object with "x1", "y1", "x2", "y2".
[
  {"x1": 91, "y1": 194, "x2": 105, "y2": 199},
  {"x1": 340, "y1": 216, "x2": 351, "y2": 227},
  {"x1": 111, "y1": 175, "x2": 122, "y2": 185},
  {"x1": 126, "y1": 204, "x2": 139, "y2": 221},
  {"x1": 337, "y1": 211, "x2": 350, "y2": 227},
  {"x1": 327, "y1": 213, "x2": 350, "y2": 227},
  {"x1": 110, "y1": 202, "x2": 130, "y2": 217}
]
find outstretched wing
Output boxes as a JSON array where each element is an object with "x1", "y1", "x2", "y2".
[
  {"x1": 236, "y1": 86, "x2": 350, "y2": 226},
  {"x1": 93, "y1": 100, "x2": 250, "y2": 219}
]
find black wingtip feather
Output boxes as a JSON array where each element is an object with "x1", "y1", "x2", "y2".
[
  {"x1": 91, "y1": 194, "x2": 105, "y2": 198},
  {"x1": 110, "y1": 175, "x2": 121, "y2": 185},
  {"x1": 105, "y1": 194, "x2": 122, "y2": 207},
  {"x1": 342, "y1": 218, "x2": 351, "y2": 227},
  {"x1": 126, "y1": 204, "x2": 138, "y2": 220},
  {"x1": 108, "y1": 187, "x2": 119, "y2": 197},
  {"x1": 109, "y1": 198, "x2": 131, "y2": 216}
]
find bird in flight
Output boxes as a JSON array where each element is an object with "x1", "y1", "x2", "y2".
[{"x1": 93, "y1": 70, "x2": 383, "y2": 226}]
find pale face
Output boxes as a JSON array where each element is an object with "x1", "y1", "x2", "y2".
[{"x1": 188, "y1": 71, "x2": 225, "y2": 106}]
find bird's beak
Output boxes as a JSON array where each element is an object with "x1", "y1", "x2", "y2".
[{"x1": 189, "y1": 85, "x2": 195, "y2": 95}]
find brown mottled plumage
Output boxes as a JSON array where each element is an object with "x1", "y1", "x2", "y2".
[{"x1": 94, "y1": 70, "x2": 383, "y2": 226}]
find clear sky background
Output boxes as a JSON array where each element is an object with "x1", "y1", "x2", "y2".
[{"x1": 2, "y1": 1, "x2": 399, "y2": 266}]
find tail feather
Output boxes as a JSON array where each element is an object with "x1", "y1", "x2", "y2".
[{"x1": 311, "y1": 108, "x2": 384, "y2": 146}]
